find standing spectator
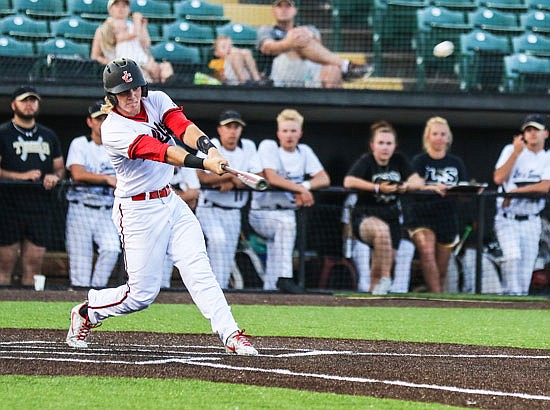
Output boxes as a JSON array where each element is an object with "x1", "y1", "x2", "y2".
[
  {"x1": 66, "y1": 58, "x2": 258, "y2": 356},
  {"x1": 91, "y1": 0, "x2": 173, "y2": 83},
  {"x1": 256, "y1": 0, "x2": 371, "y2": 88},
  {"x1": 209, "y1": 36, "x2": 264, "y2": 85},
  {"x1": 65, "y1": 101, "x2": 120, "y2": 289},
  {"x1": 407, "y1": 117, "x2": 468, "y2": 293},
  {"x1": 195, "y1": 110, "x2": 262, "y2": 289},
  {"x1": 493, "y1": 114, "x2": 550, "y2": 295},
  {"x1": 249, "y1": 109, "x2": 330, "y2": 293},
  {"x1": 0, "y1": 86, "x2": 65, "y2": 287},
  {"x1": 344, "y1": 121, "x2": 423, "y2": 295}
]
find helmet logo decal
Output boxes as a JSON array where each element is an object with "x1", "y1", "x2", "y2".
[{"x1": 121, "y1": 70, "x2": 133, "y2": 83}]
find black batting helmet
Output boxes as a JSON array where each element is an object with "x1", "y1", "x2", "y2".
[{"x1": 103, "y1": 58, "x2": 148, "y2": 106}]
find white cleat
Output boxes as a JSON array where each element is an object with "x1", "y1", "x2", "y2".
[
  {"x1": 372, "y1": 276, "x2": 392, "y2": 295},
  {"x1": 225, "y1": 329, "x2": 259, "y2": 356},
  {"x1": 66, "y1": 302, "x2": 100, "y2": 349}
]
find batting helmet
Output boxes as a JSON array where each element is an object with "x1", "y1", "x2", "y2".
[{"x1": 103, "y1": 58, "x2": 148, "y2": 106}]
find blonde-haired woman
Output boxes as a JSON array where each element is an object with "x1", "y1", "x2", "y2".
[
  {"x1": 407, "y1": 116, "x2": 467, "y2": 293},
  {"x1": 91, "y1": 0, "x2": 173, "y2": 83}
]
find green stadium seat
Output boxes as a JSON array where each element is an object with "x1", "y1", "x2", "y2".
[
  {"x1": 50, "y1": 16, "x2": 99, "y2": 42},
  {"x1": 477, "y1": 0, "x2": 529, "y2": 14},
  {"x1": 0, "y1": 35, "x2": 40, "y2": 81},
  {"x1": 0, "y1": 14, "x2": 52, "y2": 41},
  {"x1": 163, "y1": 20, "x2": 214, "y2": 45},
  {"x1": 150, "y1": 41, "x2": 202, "y2": 83},
  {"x1": 0, "y1": 0, "x2": 16, "y2": 18},
  {"x1": 147, "y1": 22, "x2": 163, "y2": 43},
  {"x1": 0, "y1": 33, "x2": 34, "y2": 55},
  {"x1": 503, "y1": 52, "x2": 550, "y2": 92},
  {"x1": 415, "y1": 6, "x2": 472, "y2": 90},
  {"x1": 215, "y1": 22, "x2": 257, "y2": 47},
  {"x1": 174, "y1": 0, "x2": 229, "y2": 27},
  {"x1": 13, "y1": 0, "x2": 69, "y2": 20},
  {"x1": 130, "y1": 0, "x2": 175, "y2": 24},
  {"x1": 459, "y1": 29, "x2": 511, "y2": 90},
  {"x1": 526, "y1": 0, "x2": 550, "y2": 11},
  {"x1": 36, "y1": 37, "x2": 90, "y2": 56},
  {"x1": 431, "y1": 0, "x2": 478, "y2": 14},
  {"x1": 468, "y1": 7, "x2": 523, "y2": 36},
  {"x1": 66, "y1": 0, "x2": 108, "y2": 21},
  {"x1": 520, "y1": 10, "x2": 550, "y2": 34},
  {"x1": 512, "y1": 31, "x2": 550, "y2": 56}
]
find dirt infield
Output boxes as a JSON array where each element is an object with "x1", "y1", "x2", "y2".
[{"x1": 1, "y1": 289, "x2": 550, "y2": 409}]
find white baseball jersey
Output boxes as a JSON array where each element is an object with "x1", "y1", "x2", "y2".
[
  {"x1": 171, "y1": 166, "x2": 200, "y2": 191},
  {"x1": 66, "y1": 136, "x2": 116, "y2": 206},
  {"x1": 198, "y1": 137, "x2": 262, "y2": 208},
  {"x1": 494, "y1": 145, "x2": 550, "y2": 215},
  {"x1": 251, "y1": 140, "x2": 324, "y2": 209}
]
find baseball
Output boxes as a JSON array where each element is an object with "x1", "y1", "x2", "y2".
[{"x1": 433, "y1": 41, "x2": 454, "y2": 58}]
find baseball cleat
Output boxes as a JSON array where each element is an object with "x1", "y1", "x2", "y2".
[
  {"x1": 66, "y1": 302, "x2": 100, "y2": 349},
  {"x1": 225, "y1": 329, "x2": 258, "y2": 356},
  {"x1": 372, "y1": 276, "x2": 392, "y2": 295}
]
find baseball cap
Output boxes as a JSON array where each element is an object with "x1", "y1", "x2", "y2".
[
  {"x1": 88, "y1": 100, "x2": 105, "y2": 119},
  {"x1": 219, "y1": 110, "x2": 246, "y2": 126},
  {"x1": 107, "y1": 0, "x2": 129, "y2": 8},
  {"x1": 273, "y1": 0, "x2": 295, "y2": 6},
  {"x1": 12, "y1": 86, "x2": 41, "y2": 102},
  {"x1": 521, "y1": 114, "x2": 546, "y2": 131}
]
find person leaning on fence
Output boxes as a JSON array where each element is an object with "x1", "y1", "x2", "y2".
[
  {"x1": 91, "y1": 0, "x2": 173, "y2": 84},
  {"x1": 344, "y1": 121, "x2": 424, "y2": 295},
  {"x1": 194, "y1": 110, "x2": 263, "y2": 289},
  {"x1": 493, "y1": 114, "x2": 550, "y2": 296},
  {"x1": 0, "y1": 86, "x2": 65, "y2": 287},
  {"x1": 65, "y1": 101, "x2": 121, "y2": 289},
  {"x1": 256, "y1": 0, "x2": 372, "y2": 88},
  {"x1": 248, "y1": 108, "x2": 330, "y2": 293},
  {"x1": 406, "y1": 117, "x2": 468, "y2": 293}
]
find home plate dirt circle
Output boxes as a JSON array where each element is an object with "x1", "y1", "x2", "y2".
[{"x1": 1, "y1": 329, "x2": 549, "y2": 409}]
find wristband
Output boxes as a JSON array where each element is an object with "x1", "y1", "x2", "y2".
[
  {"x1": 183, "y1": 154, "x2": 205, "y2": 169},
  {"x1": 196, "y1": 135, "x2": 216, "y2": 155},
  {"x1": 301, "y1": 181, "x2": 312, "y2": 191},
  {"x1": 374, "y1": 183, "x2": 380, "y2": 194}
]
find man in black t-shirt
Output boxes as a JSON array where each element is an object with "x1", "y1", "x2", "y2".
[{"x1": 0, "y1": 86, "x2": 65, "y2": 287}]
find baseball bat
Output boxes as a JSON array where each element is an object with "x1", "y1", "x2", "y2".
[{"x1": 222, "y1": 165, "x2": 268, "y2": 191}]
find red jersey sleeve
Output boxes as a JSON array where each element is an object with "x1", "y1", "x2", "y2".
[
  {"x1": 128, "y1": 134, "x2": 170, "y2": 162},
  {"x1": 163, "y1": 107, "x2": 194, "y2": 140}
]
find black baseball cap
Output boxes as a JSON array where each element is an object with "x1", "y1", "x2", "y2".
[
  {"x1": 273, "y1": 0, "x2": 295, "y2": 6},
  {"x1": 12, "y1": 86, "x2": 41, "y2": 102},
  {"x1": 219, "y1": 110, "x2": 246, "y2": 126},
  {"x1": 521, "y1": 114, "x2": 546, "y2": 131},
  {"x1": 88, "y1": 100, "x2": 105, "y2": 119}
]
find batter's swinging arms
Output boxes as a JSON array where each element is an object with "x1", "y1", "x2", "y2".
[{"x1": 66, "y1": 58, "x2": 258, "y2": 355}]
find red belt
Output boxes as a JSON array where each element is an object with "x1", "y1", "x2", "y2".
[{"x1": 131, "y1": 185, "x2": 171, "y2": 201}]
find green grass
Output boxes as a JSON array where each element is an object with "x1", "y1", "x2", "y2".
[{"x1": 0, "y1": 375, "x2": 464, "y2": 410}]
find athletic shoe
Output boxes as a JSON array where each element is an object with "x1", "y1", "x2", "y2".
[
  {"x1": 372, "y1": 277, "x2": 392, "y2": 295},
  {"x1": 225, "y1": 329, "x2": 259, "y2": 356},
  {"x1": 66, "y1": 302, "x2": 100, "y2": 349},
  {"x1": 344, "y1": 63, "x2": 374, "y2": 80},
  {"x1": 277, "y1": 277, "x2": 305, "y2": 294}
]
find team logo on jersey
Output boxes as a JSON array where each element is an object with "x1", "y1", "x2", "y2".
[
  {"x1": 12, "y1": 136, "x2": 50, "y2": 161},
  {"x1": 121, "y1": 71, "x2": 133, "y2": 83}
]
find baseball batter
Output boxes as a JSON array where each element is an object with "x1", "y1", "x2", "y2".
[
  {"x1": 195, "y1": 110, "x2": 262, "y2": 289},
  {"x1": 66, "y1": 58, "x2": 258, "y2": 355},
  {"x1": 493, "y1": 114, "x2": 550, "y2": 295},
  {"x1": 65, "y1": 101, "x2": 120, "y2": 288}
]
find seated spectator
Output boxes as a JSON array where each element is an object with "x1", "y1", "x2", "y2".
[
  {"x1": 209, "y1": 36, "x2": 265, "y2": 86},
  {"x1": 257, "y1": 0, "x2": 371, "y2": 88},
  {"x1": 91, "y1": 0, "x2": 173, "y2": 83}
]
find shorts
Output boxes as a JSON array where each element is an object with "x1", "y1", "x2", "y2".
[
  {"x1": 406, "y1": 200, "x2": 459, "y2": 245},
  {"x1": 352, "y1": 213, "x2": 402, "y2": 250},
  {"x1": 270, "y1": 53, "x2": 322, "y2": 88}
]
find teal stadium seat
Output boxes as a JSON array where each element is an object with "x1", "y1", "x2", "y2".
[
  {"x1": 512, "y1": 31, "x2": 550, "y2": 56},
  {"x1": 0, "y1": 14, "x2": 52, "y2": 41},
  {"x1": 66, "y1": 0, "x2": 108, "y2": 21},
  {"x1": 0, "y1": 0, "x2": 15, "y2": 18},
  {"x1": 0, "y1": 35, "x2": 40, "y2": 81},
  {"x1": 130, "y1": 0, "x2": 174, "y2": 24},
  {"x1": 415, "y1": 6, "x2": 472, "y2": 90},
  {"x1": 174, "y1": 0, "x2": 229, "y2": 27},
  {"x1": 50, "y1": 16, "x2": 99, "y2": 42},
  {"x1": 37, "y1": 37, "x2": 90, "y2": 56},
  {"x1": 215, "y1": 22, "x2": 257, "y2": 47},
  {"x1": 431, "y1": 0, "x2": 478, "y2": 15},
  {"x1": 503, "y1": 52, "x2": 550, "y2": 92},
  {"x1": 477, "y1": 0, "x2": 528, "y2": 14},
  {"x1": 459, "y1": 29, "x2": 511, "y2": 90},
  {"x1": 526, "y1": 0, "x2": 550, "y2": 11},
  {"x1": 163, "y1": 20, "x2": 214, "y2": 46},
  {"x1": 0, "y1": 33, "x2": 34, "y2": 55},
  {"x1": 13, "y1": 0, "x2": 69, "y2": 20},
  {"x1": 521, "y1": 10, "x2": 550, "y2": 34},
  {"x1": 468, "y1": 7, "x2": 524, "y2": 36},
  {"x1": 150, "y1": 41, "x2": 201, "y2": 83}
]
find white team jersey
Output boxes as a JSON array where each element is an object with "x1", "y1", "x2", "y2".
[
  {"x1": 251, "y1": 140, "x2": 324, "y2": 209},
  {"x1": 170, "y1": 167, "x2": 200, "y2": 191},
  {"x1": 101, "y1": 91, "x2": 177, "y2": 198},
  {"x1": 495, "y1": 145, "x2": 550, "y2": 215},
  {"x1": 66, "y1": 135, "x2": 116, "y2": 206},
  {"x1": 198, "y1": 137, "x2": 262, "y2": 208}
]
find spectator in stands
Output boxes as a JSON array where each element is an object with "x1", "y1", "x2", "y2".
[
  {"x1": 249, "y1": 109, "x2": 330, "y2": 293},
  {"x1": 65, "y1": 101, "x2": 120, "y2": 289},
  {"x1": 91, "y1": 0, "x2": 173, "y2": 83},
  {"x1": 344, "y1": 121, "x2": 423, "y2": 295},
  {"x1": 407, "y1": 117, "x2": 468, "y2": 293},
  {"x1": 209, "y1": 35, "x2": 265, "y2": 86},
  {"x1": 195, "y1": 110, "x2": 263, "y2": 289},
  {"x1": 0, "y1": 86, "x2": 65, "y2": 287},
  {"x1": 493, "y1": 114, "x2": 550, "y2": 295},
  {"x1": 256, "y1": 0, "x2": 371, "y2": 88}
]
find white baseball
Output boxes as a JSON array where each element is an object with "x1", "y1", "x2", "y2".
[{"x1": 433, "y1": 41, "x2": 454, "y2": 58}]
